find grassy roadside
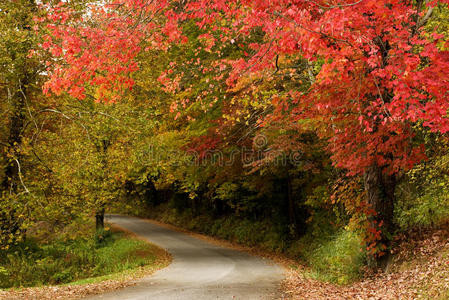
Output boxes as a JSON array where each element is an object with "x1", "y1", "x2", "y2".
[{"x1": 0, "y1": 223, "x2": 171, "y2": 300}]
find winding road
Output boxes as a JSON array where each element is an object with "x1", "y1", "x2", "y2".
[{"x1": 86, "y1": 215, "x2": 285, "y2": 300}]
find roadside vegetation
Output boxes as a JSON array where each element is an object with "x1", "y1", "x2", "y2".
[
  {"x1": 130, "y1": 167, "x2": 448, "y2": 286},
  {"x1": 0, "y1": 220, "x2": 169, "y2": 290}
]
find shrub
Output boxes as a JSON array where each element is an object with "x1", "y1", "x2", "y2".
[
  {"x1": 305, "y1": 230, "x2": 366, "y2": 285},
  {"x1": 396, "y1": 186, "x2": 449, "y2": 230},
  {"x1": 393, "y1": 142, "x2": 449, "y2": 231}
]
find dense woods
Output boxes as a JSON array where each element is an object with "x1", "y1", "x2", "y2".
[{"x1": 1, "y1": 0, "x2": 449, "y2": 291}]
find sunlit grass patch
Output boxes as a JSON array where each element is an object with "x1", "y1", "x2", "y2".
[{"x1": 0, "y1": 226, "x2": 168, "y2": 289}]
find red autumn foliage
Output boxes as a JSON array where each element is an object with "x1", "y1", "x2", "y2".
[{"x1": 42, "y1": 0, "x2": 449, "y2": 177}]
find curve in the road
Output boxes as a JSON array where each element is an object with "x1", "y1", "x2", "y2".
[{"x1": 86, "y1": 214, "x2": 284, "y2": 300}]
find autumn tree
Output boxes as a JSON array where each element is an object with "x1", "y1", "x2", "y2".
[
  {"x1": 0, "y1": 0, "x2": 43, "y2": 247},
  {"x1": 41, "y1": 0, "x2": 449, "y2": 264},
  {"x1": 38, "y1": 99, "x2": 142, "y2": 230}
]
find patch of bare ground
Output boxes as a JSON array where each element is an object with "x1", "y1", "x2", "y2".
[{"x1": 0, "y1": 224, "x2": 171, "y2": 300}]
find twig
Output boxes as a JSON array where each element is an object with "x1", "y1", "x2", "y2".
[{"x1": 13, "y1": 158, "x2": 30, "y2": 195}]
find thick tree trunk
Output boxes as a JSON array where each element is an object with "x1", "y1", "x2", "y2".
[{"x1": 364, "y1": 164, "x2": 396, "y2": 268}]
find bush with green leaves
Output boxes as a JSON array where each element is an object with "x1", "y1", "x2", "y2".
[{"x1": 395, "y1": 140, "x2": 449, "y2": 230}]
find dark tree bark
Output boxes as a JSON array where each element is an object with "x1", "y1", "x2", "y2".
[
  {"x1": 144, "y1": 176, "x2": 158, "y2": 207},
  {"x1": 95, "y1": 206, "x2": 105, "y2": 231},
  {"x1": 94, "y1": 140, "x2": 110, "y2": 231},
  {"x1": 364, "y1": 164, "x2": 397, "y2": 268}
]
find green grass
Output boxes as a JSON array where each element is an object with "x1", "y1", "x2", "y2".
[
  {"x1": 0, "y1": 228, "x2": 161, "y2": 289},
  {"x1": 305, "y1": 230, "x2": 366, "y2": 284}
]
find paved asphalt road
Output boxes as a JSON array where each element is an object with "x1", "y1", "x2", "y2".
[{"x1": 86, "y1": 215, "x2": 285, "y2": 300}]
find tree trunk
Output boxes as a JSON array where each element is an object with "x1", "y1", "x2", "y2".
[
  {"x1": 364, "y1": 164, "x2": 396, "y2": 268},
  {"x1": 144, "y1": 177, "x2": 158, "y2": 207},
  {"x1": 95, "y1": 207, "x2": 105, "y2": 231},
  {"x1": 95, "y1": 139, "x2": 109, "y2": 231}
]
